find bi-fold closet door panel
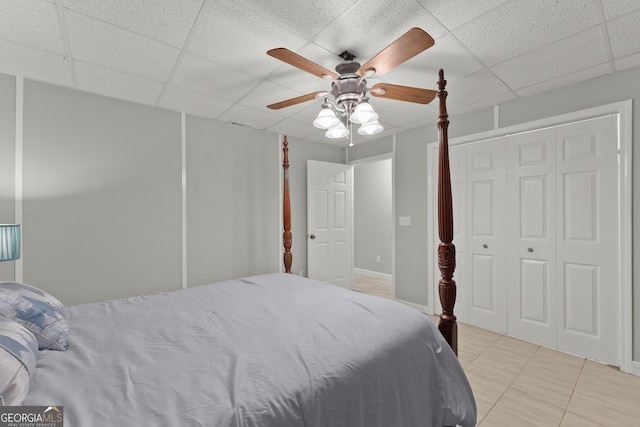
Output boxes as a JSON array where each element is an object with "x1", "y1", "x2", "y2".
[
  {"x1": 465, "y1": 138, "x2": 507, "y2": 333},
  {"x1": 506, "y1": 129, "x2": 557, "y2": 348},
  {"x1": 554, "y1": 117, "x2": 619, "y2": 364}
]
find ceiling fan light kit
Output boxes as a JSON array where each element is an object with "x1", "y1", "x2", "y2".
[{"x1": 267, "y1": 27, "x2": 438, "y2": 143}]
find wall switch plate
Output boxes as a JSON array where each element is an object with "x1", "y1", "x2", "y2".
[{"x1": 399, "y1": 216, "x2": 411, "y2": 226}]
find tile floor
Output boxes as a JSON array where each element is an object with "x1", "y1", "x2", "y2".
[{"x1": 352, "y1": 273, "x2": 640, "y2": 426}]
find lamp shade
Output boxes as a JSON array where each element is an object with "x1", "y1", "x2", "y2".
[
  {"x1": 325, "y1": 121, "x2": 349, "y2": 139},
  {"x1": 313, "y1": 107, "x2": 341, "y2": 129},
  {"x1": 0, "y1": 224, "x2": 20, "y2": 261},
  {"x1": 358, "y1": 120, "x2": 384, "y2": 136},
  {"x1": 350, "y1": 101, "x2": 378, "y2": 124}
]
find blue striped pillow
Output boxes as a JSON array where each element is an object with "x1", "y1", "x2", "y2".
[
  {"x1": 0, "y1": 282, "x2": 69, "y2": 351},
  {"x1": 0, "y1": 317, "x2": 39, "y2": 406}
]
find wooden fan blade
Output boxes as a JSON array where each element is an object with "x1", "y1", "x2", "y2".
[
  {"x1": 268, "y1": 48, "x2": 338, "y2": 80},
  {"x1": 267, "y1": 91, "x2": 326, "y2": 110},
  {"x1": 370, "y1": 83, "x2": 437, "y2": 104},
  {"x1": 359, "y1": 28, "x2": 435, "y2": 77}
]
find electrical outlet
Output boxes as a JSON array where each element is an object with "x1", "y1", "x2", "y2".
[{"x1": 376, "y1": 256, "x2": 381, "y2": 263}]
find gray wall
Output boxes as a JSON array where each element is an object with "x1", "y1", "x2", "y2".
[
  {"x1": 22, "y1": 81, "x2": 183, "y2": 305},
  {"x1": 186, "y1": 117, "x2": 279, "y2": 286},
  {"x1": 354, "y1": 159, "x2": 392, "y2": 275},
  {"x1": 0, "y1": 74, "x2": 16, "y2": 281}
]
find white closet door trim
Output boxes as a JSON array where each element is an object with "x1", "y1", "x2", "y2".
[{"x1": 427, "y1": 99, "x2": 633, "y2": 374}]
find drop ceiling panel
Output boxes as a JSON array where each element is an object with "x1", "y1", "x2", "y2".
[
  {"x1": 454, "y1": 0, "x2": 600, "y2": 66},
  {"x1": 445, "y1": 69, "x2": 513, "y2": 111},
  {"x1": 601, "y1": 0, "x2": 640, "y2": 20},
  {"x1": 0, "y1": 39, "x2": 72, "y2": 87},
  {"x1": 418, "y1": 0, "x2": 510, "y2": 30},
  {"x1": 158, "y1": 86, "x2": 233, "y2": 120},
  {"x1": 65, "y1": 10, "x2": 180, "y2": 82},
  {"x1": 187, "y1": 0, "x2": 307, "y2": 77},
  {"x1": 75, "y1": 61, "x2": 164, "y2": 105},
  {"x1": 492, "y1": 27, "x2": 610, "y2": 90},
  {"x1": 240, "y1": 80, "x2": 309, "y2": 113},
  {"x1": 607, "y1": 10, "x2": 640, "y2": 58},
  {"x1": 61, "y1": 0, "x2": 202, "y2": 47},
  {"x1": 615, "y1": 52, "x2": 640, "y2": 71},
  {"x1": 515, "y1": 63, "x2": 611, "y2": 98},
  {"x1": 170, "y1": 52, "x2": 260, "y2": 102},
  {"x1": 0, "y1": 0, "x2": 65, "y2": 54},
  {"x1": 266, "y1": 117, "x2": 318, "y2": 138},
  {"x1": 231, "y1": 0, "x2": 359, "y2": 39},
  {"x1": 218, "y1": 103, "x2": 282, "y2": 129}
]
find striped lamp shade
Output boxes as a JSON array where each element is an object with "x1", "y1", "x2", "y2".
[{"x1": 0, "y1": 224, "x2": 21, "y2": 261}]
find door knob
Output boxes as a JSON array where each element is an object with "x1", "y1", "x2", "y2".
[{"x1": 309, "y1": 234, "x2": 316, "y2": 240}]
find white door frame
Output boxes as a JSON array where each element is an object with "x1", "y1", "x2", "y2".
[
  {"x1": 348, "y1": 152, "x2": 396, "y2": 298},
  {"x1": 427, "y1": 100, "x2": 633, "y2": 374}
]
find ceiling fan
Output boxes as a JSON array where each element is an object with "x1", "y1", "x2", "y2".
[{"x1": 266, "y1": 28, "x2": 438, "y2": 139}]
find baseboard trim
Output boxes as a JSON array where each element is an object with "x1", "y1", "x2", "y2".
[
  {"x1": 632, "y1": 360, "x2": 640, "y2": 376},
  {"x1": 353, "y1": 267, "x2": 392, "y2": 281}
]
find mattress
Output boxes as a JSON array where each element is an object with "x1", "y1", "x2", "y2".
[{"x1": 24, "y1": 273, "x2": 476, "y2": 426}]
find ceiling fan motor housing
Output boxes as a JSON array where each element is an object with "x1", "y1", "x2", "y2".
[{"x1": 331, "y1": 62, "x2": 368, "y2": 114}]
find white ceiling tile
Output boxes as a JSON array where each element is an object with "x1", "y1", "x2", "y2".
[
  {"x1": 615, "y1": 52, "x2": 640, "y2": 71},
  {"x1": 607, "y1": 9, "x2": 640, "y2": 58},
  {"x1": 64, "y1": 10, "x2": 180, "y2": 81},
  {"x1": 0, "y1": 39, "x2": 73, "y2": 87},
  {"x1": 158, "y1": 86, "x2": 233, "y2": 119},
  {"x1": 231, "y1": 0, "x2": 359, "y2": 39},
  {"x1": 452, "y1": 91, "x2": 517, "y2": 116},
  {"x1": 61, "y1": 0, "x2": 202, "y2": 47},
  {"x1": 492, "y1": 27, "x2": 609, "y2": 90},
  {"x1": 241, "y1": 80, "x2": 315, "y2": 115},
  {"x1": 266, "y1": 117, "x2": 318, "y2": 138},
  {"x1": 418, "y1": 0, "x2": 510, "y2": 30},
  {"x1": 377, "y1": 101, "x2": 437, "y2": 128},
  {"x1": 454, "y1": 0, "x2": 600, "y2": 66},
  {"x1": 0, "y1": 0, "x2": 64, "y2": 54},
  {"x1": 313, "y1": 0, "x2": 447, "y2": 62},
  {"x1": 217, "y1": 104, "x2": 283, "y2": 130},
  {"x1": 188, "y1": 0, "x2": 307, "y2": 77},
  {"x1": 514, "y1": 63, "x2": 611, "y2": 98},
  {"x1": 74, "y1": 61, "x2": 164, "y2": 105},
  {"x1": 445, "y1": 69, "x2": 512, "y2": 110},
  {"x1": 601, "y1": 0, "x2": 640, "y2": 20},
  {"x1": 170, "y1": 52, "x2": 261, "y2": 102}
]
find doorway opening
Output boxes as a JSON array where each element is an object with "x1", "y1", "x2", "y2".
[{"x1": 351, "y1": 156, "x2": 394, "y2": 299}]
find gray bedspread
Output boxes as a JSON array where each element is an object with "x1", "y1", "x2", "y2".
[{"x1": 24, "y1": 273, "x2": 476, "y2": 426}]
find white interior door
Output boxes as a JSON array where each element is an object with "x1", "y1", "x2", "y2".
[
  {"x1": 466, "y1": 138, "x2": 507, "y2": 333},
  {"x1": 307, "y1": 160, "x2": 353, "y2": 289},
  {"x1": 507, "y1": 128, "x2": 557, "y2": 348},
  {"x1": 555, "y1": 116, "x2": 619, "y2": 365}
]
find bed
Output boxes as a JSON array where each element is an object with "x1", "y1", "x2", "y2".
[{"x1": 1, "y1": 70, "x2": 475, "y2": 426}]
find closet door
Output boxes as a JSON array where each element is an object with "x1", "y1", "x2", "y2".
[
  {"x1": 555, "y1": 115, "x2": 619, "y2": 365},
  {"x1": 506, "y1": 129, "x2": 557, "y2": 347},
  {"x1": 467, "y1": 138, "x2": 507, "y2": 333}
]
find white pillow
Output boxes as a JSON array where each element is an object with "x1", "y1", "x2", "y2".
[
  {"x1": 0, "y1": 282, "x2": 69, "y2": 351},
  {"x1": 0, "y1": 318, "x2": 39, "y2": 406}
]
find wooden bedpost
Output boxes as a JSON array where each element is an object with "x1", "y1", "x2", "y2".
[
  {"x1": 436, "y1": 69, "x2": 458, "y2": 355},
  {"x1": 282, "y1": 136, "x2": 293, "y2": 273}
]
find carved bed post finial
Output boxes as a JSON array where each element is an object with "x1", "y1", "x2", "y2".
[
  {"x1": 436, "y1": 69, "x2": 458, "y2": 355},
  {"x1": 282, "y1": 136, "x2": 293, "y2": 273}
]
